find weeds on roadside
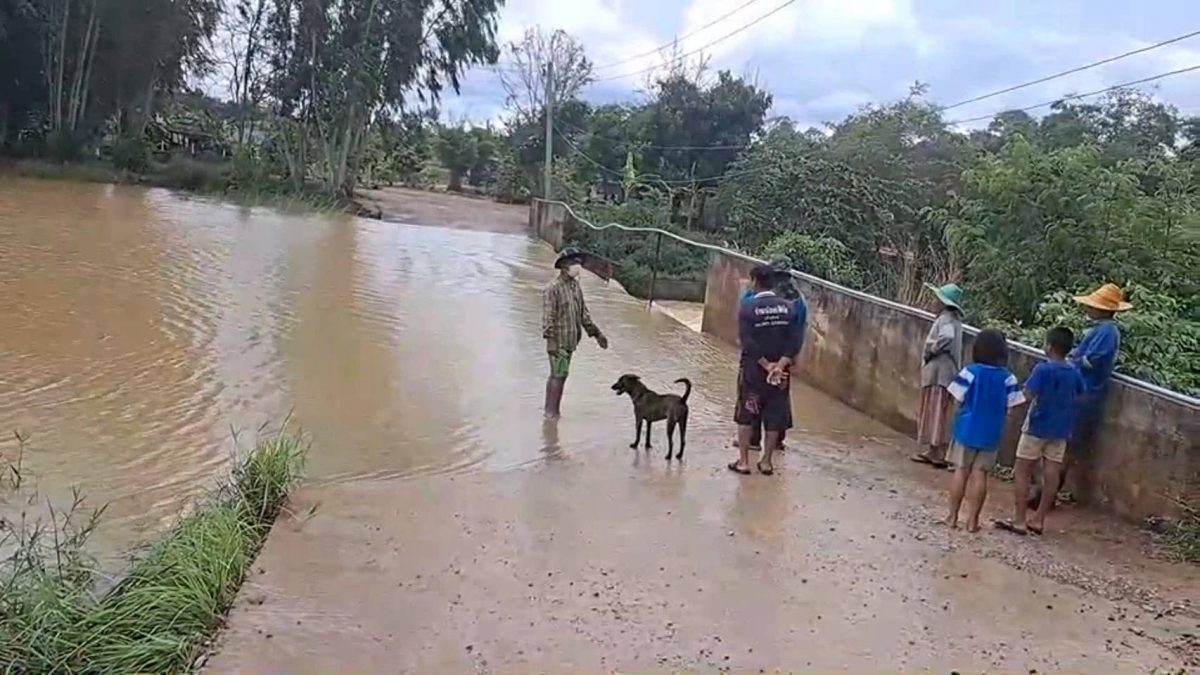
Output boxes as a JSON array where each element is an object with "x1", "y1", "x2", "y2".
[
  {"x1": 1163, "y1": 495, "x2": 1200, "y2": 564},
  {"x1": 0, "y1": 426, "x2": 307, "y2": 673}
]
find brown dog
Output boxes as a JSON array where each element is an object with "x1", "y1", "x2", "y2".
[{"x1": 611, "y1": 374, "x2": 692, "y2": 460}]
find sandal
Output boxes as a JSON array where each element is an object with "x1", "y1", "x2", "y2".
[
  {"x1": 910, "y1": 454, "x2": 934, "y2": 465},
  {"x1": 1027, "y1": 524, "x2": 1044, "y2": 536},
  {"x1": 757, "y1": 461, "x2": 775, "y2": 476},
  {"x1": 993, "y1": 519, "x2": 1028, "y2": 536},
  {"x1": 727, "y1": 461, "x2": 751, "y2": 475}
]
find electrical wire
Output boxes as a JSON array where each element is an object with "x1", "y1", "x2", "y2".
[
  {"x1": 591, "y1": 0, "x2": 769, "y2": 71},
  {"x1": 946, "y1": 63, "x2": 1200, "y2": 125},
  {"x1": 941, "y1": 28, "x2": 1200, "y2": 111},
  {"x1": 592, "y1": 0, "x2": 799, "y2": 83},
  {"x1": 554, "y1": 62, "x2": 1200, "y2": 185},
  {"x1": 553, "y1": 119, "x2": 752, "y2": 151},
  {"x1": 556, "y1": 129, "x2": 768, "y2": 185}
]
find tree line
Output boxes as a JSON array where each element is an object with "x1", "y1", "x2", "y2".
[{"x1": 1, "y1": 0, "x2": 502, "y2": 197}]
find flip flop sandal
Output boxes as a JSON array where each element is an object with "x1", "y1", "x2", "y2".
[
  {"x1": 727, "y1": 462, "x2": 751, "y2": 475},
  {"x1": 910, "y1": 455, "x2": 934, "y2": 465},
  {"x1": 1027, "y1": 525, "x2": 1044, "y2": 536},
  {"x1": 993, "y1": 519, "x2": 1028, "y2": 536},
  {"x1": 757, "y1": 461, "x2": 775, "y2": 476}
]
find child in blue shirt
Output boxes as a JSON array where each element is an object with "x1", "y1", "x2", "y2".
[
  {"x1": 945, "y1": 329, "x2": 1026, "y2": 532},
  {"x1": 996, "y1": 326, "x2": 1085, "y2": 536}
]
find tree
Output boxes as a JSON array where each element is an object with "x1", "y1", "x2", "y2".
[
  {"x1": 0, "y1": 0, "x2": 48, "y2": 148},
  {"x1": 218, "y1": 0, "x2": 272, "y2": 146},
  {"x1": 498, "y1": 27, "x2": 592, "y2": 127},
  {"x1": 264, "y1": 0, "x2": 502, "y2": 197},
  {"x1": 434, "y1": 123, "x2": 477, "y2": 191}
]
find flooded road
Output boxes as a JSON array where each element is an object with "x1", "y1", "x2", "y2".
[
  {"x1": 2, "y1": 180, "x2": 1195, "y2": 670},
  {"x1": 3, "y1": 178, "x2": 696, "y2": 553}
]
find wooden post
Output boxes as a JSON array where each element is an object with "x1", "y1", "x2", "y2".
[{"x1": 647, "y1": 232, "x2": 663, "y2": 308}]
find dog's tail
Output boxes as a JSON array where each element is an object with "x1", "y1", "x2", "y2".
[{"x1": 674, "y1": 378, "x2": 692, "y2": 404}]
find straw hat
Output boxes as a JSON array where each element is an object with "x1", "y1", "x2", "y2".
[
  {"x1": 925, "y1": 283, "x2": 964, "y2": 311},
  {"x1": 1073, "y1": 283, "x2": 1133, "y2": 312}
]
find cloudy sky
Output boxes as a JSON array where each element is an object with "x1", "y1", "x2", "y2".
[{"x1": 441, "y1": 0, "x2": 1200, "y2": 129}]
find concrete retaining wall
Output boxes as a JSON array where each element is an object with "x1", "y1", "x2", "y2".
[{"x1": 702, "y1": 249, "x2": 1199, "y2": 524}]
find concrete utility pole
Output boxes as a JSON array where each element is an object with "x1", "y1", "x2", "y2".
[{"x1": 543, "y1": 57, "x2": 555, "y2": 200}]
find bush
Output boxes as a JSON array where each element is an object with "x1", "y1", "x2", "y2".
[
  {"x1": 110, "y1": 135, "x2": 150, "y2": 172},
  {"x1": 45, "y1": 130, "x2": 85, "y2": 162},
  {"x1": 763, "y1": 230, "x2": 865, "y2": 287},
  {"x1": 155, "y1": 155, "x2": 231, "y2": 193}
]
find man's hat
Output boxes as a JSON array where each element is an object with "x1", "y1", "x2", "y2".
[
  {"x1": 554, "y1": 246, "x2": 585, "y2": 269},
  {"x1": 767, "y1": 253, "x2": 794, "y2": 273},
  {"x1": 1073, "y1": 283, "x2": 1133, "y2": 312}
]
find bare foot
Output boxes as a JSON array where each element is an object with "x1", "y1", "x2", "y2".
[
  {"x1": 966, "y1": 521, "x2": 981, "y2": 533},
  {"x1": 944, "y1": 516, "x2": 958, "y2": 529}
]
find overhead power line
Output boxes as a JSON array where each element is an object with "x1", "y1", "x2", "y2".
[
  {"x1": 946, "y1": 63, "x2": 1200, "y2": 125},
  {"x1": 556, "y1": 129, "x2": 765, "y2": 185},
  {"x1": 592, "y1": 0, "x2": 768, "y2": 71},
  {"x1": 554, "y1": 62, "x2": 1200, "y2": 187},
  {"x1": 553, "y1": 119, "x2": 752, "y2": 151},
  {"x1": 942, "y1": 28, "x2": 1200, "y2": 112},
  {"x1": 593, "y1": 0, "x2": 799, "y2": 83}
]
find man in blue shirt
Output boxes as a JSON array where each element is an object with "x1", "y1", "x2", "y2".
[
  {"x1": 729, "y1": 264, "x2": 803, "y2": 476},
  {"x1": 1031, "y1": 283, "x2": 1132, "y2": 508}
]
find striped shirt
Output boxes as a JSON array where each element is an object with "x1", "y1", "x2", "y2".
[
  {"x1": 542, "y1": 273, "x2": 600, "y2": 352},
  {"x1": 948, "y1": 363, "x2": 1026, "y2": 450}
]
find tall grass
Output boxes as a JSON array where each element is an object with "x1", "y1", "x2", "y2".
[{"x1": 0, "y1": 429, "x2": 306, "y2": 673}]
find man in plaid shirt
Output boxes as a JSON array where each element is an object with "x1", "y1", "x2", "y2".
[{"x1": 542, "y1": 247, "x2": 608, "y2": 419}]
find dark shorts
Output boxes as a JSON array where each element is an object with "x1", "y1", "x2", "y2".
[{"x1": 735, "y1": 369, "x2": 792, "y2": 432}]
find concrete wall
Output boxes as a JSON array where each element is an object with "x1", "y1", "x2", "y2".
[
  {"x1": 702, "y1": 249, "x2": 1200, "y2": 524},
  {"x1": 530, "y1": 199, "x2": 565, "y2": 251}
]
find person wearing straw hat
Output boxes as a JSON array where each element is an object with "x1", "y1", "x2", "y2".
[
  {"x1": 542, "y1": 247, "x2": 609, "y2": 419},
  {"x1": 1029, "y1": 282, "x2": 1132, "y2": 507},
  {"x1": 911, "y1": 283, "x2": 966, "y2": 469}
]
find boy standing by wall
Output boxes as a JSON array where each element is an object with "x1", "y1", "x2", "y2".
[
  {"x1": 998, "y1": 327, "x2": 1085, "y2": 536},
  {"x1": 945, "y1": 329, "x2": 1026, "y2": 532}
]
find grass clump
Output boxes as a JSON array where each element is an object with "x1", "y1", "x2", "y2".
[
  {"x1": 1162, "y1": 497, "x2": 1200, "y2": 564},
  {"x1": 0, "y1": 429, "x2": 306, "y2": 673}
]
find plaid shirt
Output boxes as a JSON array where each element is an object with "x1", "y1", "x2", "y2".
[{"x1": 542, "y1": 273, "x2": 600, "y2": 352}]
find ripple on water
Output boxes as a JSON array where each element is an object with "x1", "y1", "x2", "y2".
[{"x1": 2, "y1": 180, "x2": 773, "y2": 559}]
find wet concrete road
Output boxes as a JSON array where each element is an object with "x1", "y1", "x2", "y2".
[{"x1": 206, "y1": 191, "x2": 1198, "y2": 672}]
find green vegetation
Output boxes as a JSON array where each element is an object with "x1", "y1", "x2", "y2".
[
  {"x1": 0, "y1": 431, "x2": 306, "y2": 673},
  {"x1": 1, "y1": 0, "x2": 504, "y2": 200}
]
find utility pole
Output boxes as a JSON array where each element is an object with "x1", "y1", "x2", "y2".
[{"x1": 543, "y1": 57, "x2": 555, "y2": 200}]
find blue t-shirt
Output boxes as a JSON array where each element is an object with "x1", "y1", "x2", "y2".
[
  {"x1": 742, "y1": 287, "x2": 807, "y2": 336},
  {"x1": 1069, "y1": 320, "x2": 1120, "y2": 395},
  {"x1": 738, "y1": 291, "x2": 803, "y2": 370},
  {"x1": 948, "y1": 363, "x2": 1026, "y2": 451},
  {"x1": 1023, "y1": 361, "x2": 1086, "y2": 440}
]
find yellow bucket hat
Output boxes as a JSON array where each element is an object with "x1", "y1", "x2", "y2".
[{"x1": 1073, "y1": 283, "x2": 1133, "y2": 312}]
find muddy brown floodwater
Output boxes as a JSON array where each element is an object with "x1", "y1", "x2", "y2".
[{"x1": 1, "y1": 180, "x2": 1195, "y2": 671}]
